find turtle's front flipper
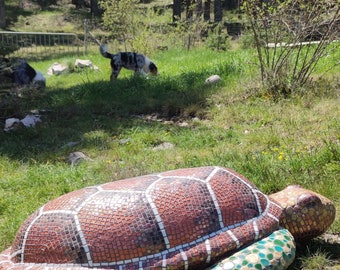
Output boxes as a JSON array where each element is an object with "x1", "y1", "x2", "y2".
[{"x1": 208, "y1": 229, "x2": 295, "y2": 270}]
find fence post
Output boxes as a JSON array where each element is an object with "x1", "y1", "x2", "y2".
[{"x1": 84, "y1": 19, "x2": 89, "y2": 55}]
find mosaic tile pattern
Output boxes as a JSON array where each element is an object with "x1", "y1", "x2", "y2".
[
  {"x1": 269, "y1": 185, "x2": 336, "y2": 242},
  {"x1": 0, "y1": 166, "x2": 336, "y2": 270},
  {"x1": 208, "y1": 229, "x2": 295, "y2": 270},
  {"x1": 0, "y1": 166, "x2": 282, "y2": 269}
]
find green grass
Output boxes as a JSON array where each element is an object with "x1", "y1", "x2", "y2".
[
  {"x1": 0, "y1": 46, "x2": 339, "y2": 269},
  {"x1": 5, "y1": 0, "x2": 89, "y2": 33}
]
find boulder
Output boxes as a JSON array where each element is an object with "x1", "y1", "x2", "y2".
[{"x1": 47, "y1": 63, "x2": 68, "y2": 75}]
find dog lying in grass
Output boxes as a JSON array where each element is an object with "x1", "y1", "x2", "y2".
[
  {"x1": 100, "y1": 45, "x2": 158, "y2": 81},
  {"x1": 1, "y1": 58, "x2": 45, "y2": 88}
]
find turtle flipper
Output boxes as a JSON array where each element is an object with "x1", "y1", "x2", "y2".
[{"x1": 208, "y1": 229, "x2": 295, "y2": 270}]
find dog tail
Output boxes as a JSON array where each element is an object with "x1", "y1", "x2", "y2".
[{"x1": 100, "y1": 44, "x2": 112, "y2": 59}]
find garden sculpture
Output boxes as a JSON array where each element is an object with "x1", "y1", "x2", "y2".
[{"x1": 0, "y1": 166, "x2": 336, "y2": 270}]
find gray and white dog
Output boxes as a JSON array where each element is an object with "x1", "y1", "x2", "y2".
[
  {"x1": 1, "y1": 58, "x2": 45, "y2": 88},
  {"x1": 100, "y1": 45, "x2": 158, "y2": 81}
]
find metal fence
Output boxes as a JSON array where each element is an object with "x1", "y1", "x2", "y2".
[{"x1": 0, "y1": 31, "x2": 82, "y2": 60}]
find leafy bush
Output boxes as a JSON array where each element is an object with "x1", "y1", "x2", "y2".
[
  {"x1": 205, "y1": 22, "x2": 231, "y2": 51},
  {"x1": 98, "y1": 0, "x2": 173, "y2": 54},
  {"x1": 0, "y1": 44, "x2": 20, "y2": 57},
  {"x1": 243, "y1": 0, "x2": 340, "y2": 98}
]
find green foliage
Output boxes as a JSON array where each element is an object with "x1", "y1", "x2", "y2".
[
  {"x1": 98, "y1": 0, "x2": 162, "y2": 54},
  {"x1": 99, "y1": 0, "x2": 139, "y2": 48},
  {"x1": 98, "y1": 0, "x2": 233, "y2": 52},
  {"x1": 0, "y1": 35, "x2": 339, "y2": 269},
  {"x1": 182, "y1": 18, "x2": 210, "y2": 50},
  {"x1": 205, "y1": 22, "x2": 231, "y2": 51}
]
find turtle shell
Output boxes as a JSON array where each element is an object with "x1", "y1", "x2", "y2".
[{"x1": 6, "y1": 166, "x2": 282, "y2": 269}]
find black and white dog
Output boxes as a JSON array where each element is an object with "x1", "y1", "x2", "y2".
[
  {"x1": 100, "y1": 45, "x2": 158, "y2": 81},
  {"x1": 13, "y1": 59, "x2": 45, "y2": 88},
  {"x1": 1, "y1": 58, "x2": 46, "y2": 88}
]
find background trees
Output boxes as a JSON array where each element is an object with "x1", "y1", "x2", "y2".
[
  {"x1": 0, "y1": 0, "x2": 6, "y2": 29},
  {"x1": 173, "y1": 0, "x2": 224, "y2": 22}
]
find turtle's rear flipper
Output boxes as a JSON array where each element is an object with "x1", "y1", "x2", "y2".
[{"x1": 208, "y1": 229, "x2": 296, "y2": 270}]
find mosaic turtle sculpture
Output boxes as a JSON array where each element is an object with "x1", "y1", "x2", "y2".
[{"x1": 0, "y1": 166, "x2": 336, "y2": 270}]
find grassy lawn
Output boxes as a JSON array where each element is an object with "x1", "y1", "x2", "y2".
[{"x1": 0, "y1": 46, "x2": 339, "y2": 269}]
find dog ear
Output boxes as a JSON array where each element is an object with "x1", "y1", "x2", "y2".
[{"x1": 149, "y1": 62, "x2": 158, "y2": 75}]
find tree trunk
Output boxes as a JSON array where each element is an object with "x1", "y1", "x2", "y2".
[
  {"x1": 203, "y1": 0, "x2": 211, "y2": 21},
  {"x1": 186, "y1": 0, "x2": 193, "y2": 20},
  {"x1": 173, "y1": 0, "x2": 182, "y2": 22},
  {"x1": 91, "y1": 0, "x2": 102, "y2": 15},
  {"x1": 196, "y1": 0, "x2": 202, "y2": 19},
  {"x1": 214, "y1": 0, "x2": 222, "y2": 22},
  {"x1": 0, "y1": 0, "x2": 6, "y2": 29},
  {"x1": 223, "y1": 0, "x2": 239, "y2": 10}
]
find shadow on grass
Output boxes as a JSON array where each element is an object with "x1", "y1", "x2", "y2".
[{"x1": 0, "y1": 71, "x2": 221, "y2": 161}]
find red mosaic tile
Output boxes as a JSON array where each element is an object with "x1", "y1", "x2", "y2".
[{"x1": 1, "y1": 166, "x2": 284, "y2": 270}]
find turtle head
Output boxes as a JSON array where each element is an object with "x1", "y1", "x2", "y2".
[{"x1": 269, "y1": 185, "x2": 336, "y2": 242}]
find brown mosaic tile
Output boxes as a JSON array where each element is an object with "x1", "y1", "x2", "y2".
[{"x1": 1, "y1": 166, "x2": 286, "y2": 270}]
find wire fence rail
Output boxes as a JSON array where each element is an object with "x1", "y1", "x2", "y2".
[{"x1": 0, "y1": 31, "x2": 82, "y2": 60}]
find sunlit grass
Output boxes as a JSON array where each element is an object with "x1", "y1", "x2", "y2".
[
  {"x1": 0, "y1": 46, "x2": 339, "y2": 269},
  {"x1": 297, "y1": 248, "x2": 335, "y2": 270}
]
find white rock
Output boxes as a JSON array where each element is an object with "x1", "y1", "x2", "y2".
[
  {"x1": 205, "y1": 75, "x2": 222, "y2": 84},
  {"x1": 4, "y1": 118, "x2": 22, "y2": 132},
  {"x1": 47, "y1": 63, "x2": 68, "y2": 75},
  {"x1": 68, "y1": 151, "x2": 92, "y2": 165},
  {"x1": 4, "y1": 114, "x2": 42, "y2": 132},
  {"x1": 21, "y1": 114, "x2": 41, "y2": 127},
  {"x1": 153, "y1": 142, "x2": 175, "y2": 150},
  {"x1": 75, "y1": 59, "x2": 93, "y2": 68}
]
